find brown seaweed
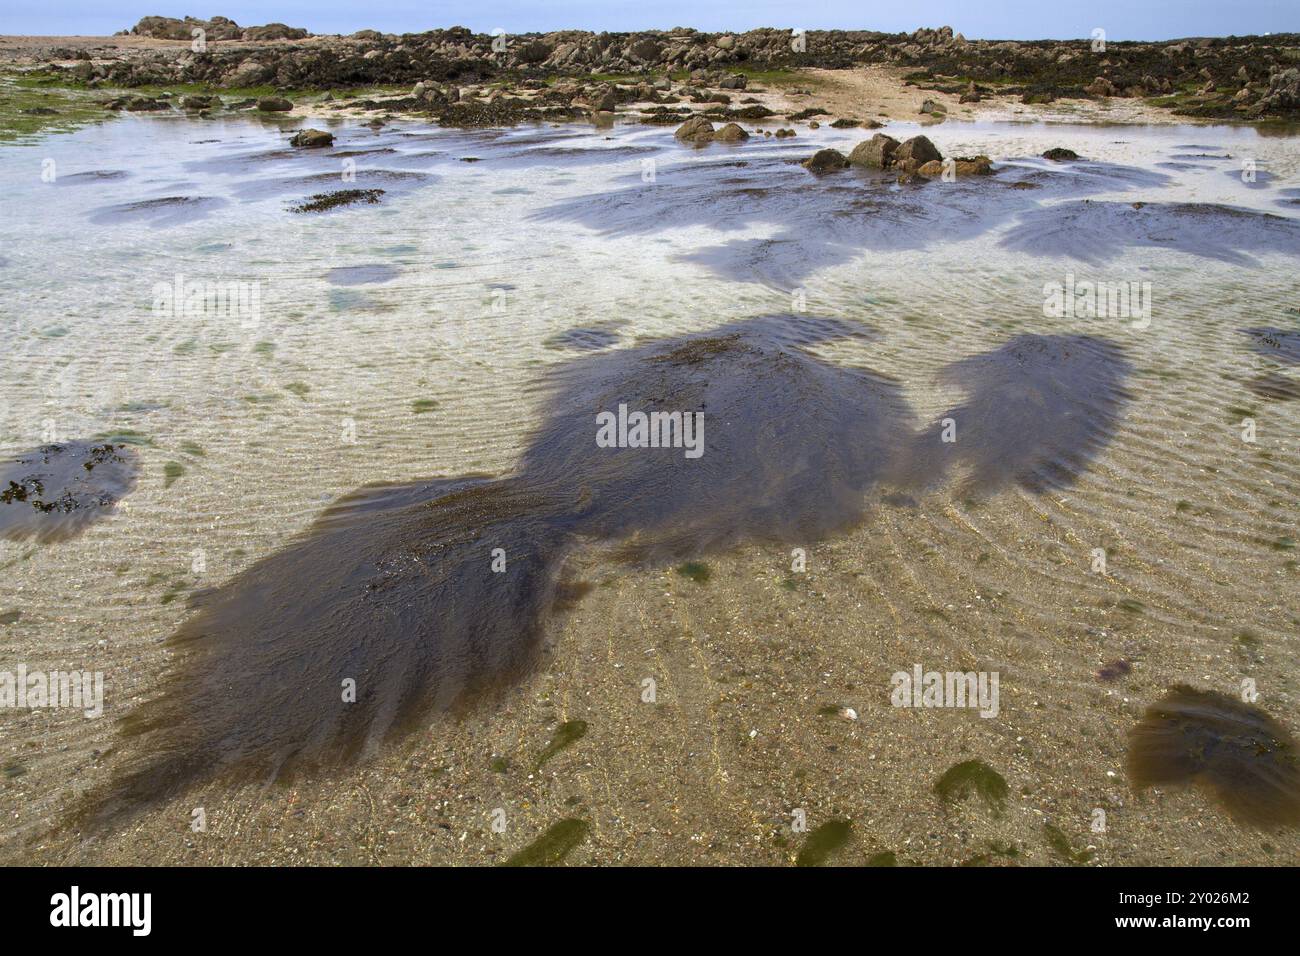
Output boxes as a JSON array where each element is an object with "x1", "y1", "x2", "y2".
[
  {"x1": 78, "y1": 317, "x2": 1130, "y2": 827},
  {"x1": 0, "y1": 441, "x2": 138, "y2": 544},
  {"x1": 1128, "y1": 685, "x2": 1300, "y2": 827}
]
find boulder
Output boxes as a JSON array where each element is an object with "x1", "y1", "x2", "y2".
[
  {"x1": 956, "y1": 156, "x2": 994, "y2": 176},
  {"x1": 242, "y1": 23, "x2": 308, "y2": 41},
  {"x1": 257, "y1": 97, "x2": 294, "y2": 112},
  {"x1": 628, "y1": 38, "x2": 662, "y2": 63},
  {"x1": 121, "y1": 96, "x2": 169, "y2": 112},
  {"x1": 1256, "y1": 68, "x2": 1300, "y2": 112},
  {"x1": 892, "y1": 135, "x2": 942, "y2": 168},
  {"x1": 719, "y1": 73, "x2": 747, "y2": 90},
  {"x1": 290, "y1": 128, "x2": 335, "y2": 148},
  {"x1": 847, "y1": 133, "x2": 899, "y2": 168},
  {"x1": 592, "y1": 88, "x2": 619, "y2": 112},
  {"x1": 1042, "y1": 147, "x2": 1079, "y2": 161},
  {"x1": 918, "y1": 156, "x2": 993, "y2": 177},
  {"x1": 674, "y1": 115, "x2": 715, "y2": 143},
  {"x1": 226, "y1": 59, "x2": 270, "y2": 87},
  {"x1": 802, "y1": 148, "x2": 848, "y2": 172},
  {"x1": 714, "y1": 122, "x2": 749, "y2": 142}
]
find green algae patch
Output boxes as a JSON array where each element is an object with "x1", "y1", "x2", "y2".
[
  {"x1": 160, "y1": 578, "x2": 189, "y2": 605},
  {"x1": 935, "y1": 759, "x2": 1009, "y2": 813},
  {"x1": 502, "y1": 818, "x2": 590, "y2": 867},
  {"x1": 535, "y1": 719, "x2": 588, "y2": 771},
  {"x1": 0, "y1": 74, "x2": 111, "y2": 143},
  {"x1": 411, "y1": 398, "x2": 439, "y2": 414},
  {"x1": 676, "y1": 561, "x2": 711, "y2": 583},
  {"x1": 1043, "y1": 822, "x2": 1093, "y2": 865},
  {"x1": 866, "y1": 850, "x2": 898, "y2": 866},
  {"x1": 795, "y1": 819, "x2": 852, "y2": 867},
  {"x1": 163, "y1": 461, "x2": 185, "y2": 488},
  {"x1": 961, "y1": 842, "x2": 1020, "y2": 866},
  {"x1": 93, "y1": 429, "x2": 153, "y2": 447}
]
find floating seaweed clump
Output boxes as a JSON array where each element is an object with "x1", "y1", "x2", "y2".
[
  {"x1": 1128, "y1": 685, "x2": 1300, "y2": 827},
  {"x1": 290, "y1": 188, "x2": 385, "y2": 213},
  {"x1": 0, "y1": 441, "x2": 138, "y2": 543}
]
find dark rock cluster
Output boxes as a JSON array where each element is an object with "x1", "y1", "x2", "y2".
[
  {"x1": 124, "y1": 16, "x2": 309, "y2": 42},
  {"x1": 35, "y1": 22, "x2": 1300, "y2": 120}
]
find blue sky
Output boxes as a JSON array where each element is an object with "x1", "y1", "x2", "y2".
[{"x1": 4, "y1": 1, "x2": 1296, "y2": 40}]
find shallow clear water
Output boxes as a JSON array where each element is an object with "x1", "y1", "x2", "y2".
[{"x1": 1, "y1": 111, "x2": 1298, "y2": 862}]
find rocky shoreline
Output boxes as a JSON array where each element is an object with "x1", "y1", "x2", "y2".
[{"x1": 2, "y1": 18, "x2": 1298, "y2": 130}]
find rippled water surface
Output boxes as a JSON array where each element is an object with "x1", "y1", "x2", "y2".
[{"x1": 1, "y1": 112, "x2": 1298, "y2": 864}]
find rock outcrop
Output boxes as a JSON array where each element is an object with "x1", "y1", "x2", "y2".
[
  {"x1": 56, "y1": 23, "x2": 1300, "y2": 121},
  {"x1": 129, "y1": 16, "x2": 309, "y2": 41}
]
